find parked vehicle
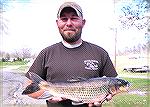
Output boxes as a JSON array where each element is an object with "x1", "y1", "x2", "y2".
[{"x1": 123, "y1": 65, "x2": 150, "y2": 73}]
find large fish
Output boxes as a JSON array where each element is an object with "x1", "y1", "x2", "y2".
[{"x1": 22, "y1": 72, "x2": 130, "y2": 105}]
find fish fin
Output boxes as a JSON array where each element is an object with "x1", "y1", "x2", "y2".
[
  {"x1": 22, "y1": 82, "x2": 40, "y2": 95},
  {"x1": 77, "y1": 77, "x2": 87, "y2": 81},
  {"x1": 37, "y1": 90, "x2": 53, "y2": 99},
  {"x1": 28, "y1": 72, "x2": 46, "y2": 84},
  {"x1": 67, "y1": 77, "x2": 87, "y2": 83},
  {"x1": 72, "y1": 101, "x2": 84, "y2": 105}
]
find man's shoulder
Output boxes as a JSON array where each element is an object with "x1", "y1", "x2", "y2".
[
  {"x1": 83, "y1": 41, "x2": 107, "y2": 53},
  {"x1": 45, "y1": 42, "x2": 62, "y2": 49},
  {"x1": 39, "y1": 42, "x2": 62, "y2": 53}
]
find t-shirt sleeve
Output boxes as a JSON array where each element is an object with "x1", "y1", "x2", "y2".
[
  {"x1": 25, "y1": 49, "x2": 47, "y2": 80},
  {"x1": 101, "y1": 53, "x2": 118, "y2": 77}
]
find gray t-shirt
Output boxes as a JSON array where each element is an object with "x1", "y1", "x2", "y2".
[
  {"x1": 26, "y1": 41, "x2": 117, "y2": 82},
  {"x1": 25, "y1": 41, "x2": 117, "y2": 107}
]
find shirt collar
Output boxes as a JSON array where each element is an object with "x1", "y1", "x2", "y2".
[{"x1": 62, "y1": 40, "x2": 82, "y2": 48}]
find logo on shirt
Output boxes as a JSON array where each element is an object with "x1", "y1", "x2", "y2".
[{"x1": 84, "y1": 60, "x2": 99, "y2": 70}]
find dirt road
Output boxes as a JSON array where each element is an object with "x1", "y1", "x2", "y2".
[{"x1": 1, "y1": 66, "x2": 46, "y2": 106}]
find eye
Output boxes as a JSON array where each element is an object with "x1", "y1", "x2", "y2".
[
  {"x1": 71, "y1": 17, "x2": 80, "y2": 21},
  {"x1": 60, "y1": 17, "x2": 68, "y2": 22}
]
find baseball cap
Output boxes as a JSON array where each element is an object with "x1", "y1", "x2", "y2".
[{"x1": 57, "y1": 2, "x2": 83, "y2": 18}]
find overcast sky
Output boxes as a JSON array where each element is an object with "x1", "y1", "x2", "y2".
[{"x1": 1, "y1": 0, "x2": 147, "y2": 55}]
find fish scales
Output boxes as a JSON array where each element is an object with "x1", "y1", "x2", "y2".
[
  {"x1": 22, "y1": 72, "x2": 130, "y2": 104},
  {"x1": 40, "y1": 79, "x2": 114, "y2": 102}
]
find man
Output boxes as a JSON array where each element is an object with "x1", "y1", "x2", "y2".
[{"x1": 25, "y1": 2, "x2": 118, "y2": 107}]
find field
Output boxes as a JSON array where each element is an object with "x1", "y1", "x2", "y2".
[{"x1": 0, "y1": 55, "x2": 150, "y2": 107}]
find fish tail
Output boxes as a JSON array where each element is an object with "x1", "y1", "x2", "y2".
[
  {"x1": 22, "y1": 72, "x2": 52, "y2": 95},
  {"x1": 28, "y1": 72, "x2": 46, "y2": 84}
]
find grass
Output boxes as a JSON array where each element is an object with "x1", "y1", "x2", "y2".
[
  {"x1": 17, "y1": 65, "x2": 29, "y2": 71},
  {"x1": 104, "y1": 93, "x2": 149, "y2": 107},
  {"x1": 0, "y1": 61, "x2": 28, "y2": 69},
  {"x1": 125, "y1": 78, "x2": 150, "y2": 90},
  {"x1": 0, "y1": 61, "x2": 28, "y2": 66}
]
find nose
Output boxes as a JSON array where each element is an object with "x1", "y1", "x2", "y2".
[{"x1": 66, "y1": 19, "x2": 73, "y2": 27}]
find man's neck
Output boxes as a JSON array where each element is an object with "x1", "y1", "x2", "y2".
[{"x1": 62, "y1": 39, "x2": 82, "y2": 48}]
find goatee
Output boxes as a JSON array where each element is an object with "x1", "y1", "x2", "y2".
[{"x1": 61, "y1": 32, "x2": 81, "y2": 43}]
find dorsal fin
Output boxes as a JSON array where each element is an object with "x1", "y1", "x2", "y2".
[
  {"x1": 67, "y1": 77, "x2": 87, "y2": 83},
  {"x1": 28, "y1": 72, "x2": 46, "y2": 84}
]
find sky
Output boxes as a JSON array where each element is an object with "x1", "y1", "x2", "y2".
[{"x1": 1, "y1": 0, "x2": 147, "y2": 55}]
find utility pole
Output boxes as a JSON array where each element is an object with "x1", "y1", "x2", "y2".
[{"x1": 113, "y1": 0, "x2": 117, "y2": 69}]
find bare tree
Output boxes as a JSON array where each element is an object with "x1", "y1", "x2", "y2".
[
  {"x1": 0, "y1": 0, "x2": 8, "y2": 35},
  {"x1": 12, "y1": 50, "x2": 22, "y2": 59},
  {"x1": 21, "y1": 48, "x2": 31, "y2": 59},
  {"x1": 116, "y1": 0, "x2": 149, "y2": 30}
]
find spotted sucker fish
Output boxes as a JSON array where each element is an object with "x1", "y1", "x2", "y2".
[{"x1": 22, "y1": 72, "x2": 130, "y2": 105}]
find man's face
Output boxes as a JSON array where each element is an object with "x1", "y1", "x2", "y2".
[{"x1": 56, "y1": 8, "x2": 85, "y2": 43}]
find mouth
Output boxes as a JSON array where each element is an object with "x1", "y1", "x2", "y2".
[
  {"x1": 119, "y1": 86, "x2": 129, "y2": 92},
  {"x1": 64, "y1": 29, "x2": 75, "y2": 31},
  {"x1": 64, "y1": 30, "x2": 74, "y2": 33}
]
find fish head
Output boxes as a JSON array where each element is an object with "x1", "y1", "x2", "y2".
[
  {"x1": 115, "y1": 78, "x2": 130, "y2": 91},
  {"x1": 109, "y1": 78, "x2": 130, "y2": 94}
]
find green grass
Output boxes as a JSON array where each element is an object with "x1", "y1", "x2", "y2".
[
  {"x1": 125, "y1": 78, "x2": 150, "y2": 90},
  {"x1": 17, "y1": 65, "x2": 29, "y2": 71},
  {"x1": 104, "y1": 93, "x2": 149, "y2": 107},
  {"x1": 0, "y1": 61, "x2": 28, "y2": 68}
]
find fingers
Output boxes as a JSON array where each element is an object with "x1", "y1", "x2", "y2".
[
  {"x1": 88, "y1": 102, "x2": 102, "y2": 107},
  {"x1": 88, "y1": 94, "x2": 113, "y2": 107},
  {"x1": 106, "y1": 94, "x2": 112, "y2": 101},
  {"x1": 48, "y1": 97, "x2": 66, "y2": 103},
  {"x1": 88, "y1": 103, "x2": 94, "y2": 107}
]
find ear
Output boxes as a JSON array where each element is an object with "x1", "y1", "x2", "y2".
[
  {"x1": 56, "y1": 20, "x2": 58, "y2": 26},
  {"x1": 82, "y1": 19, "x2": 86, "y2": 27}
]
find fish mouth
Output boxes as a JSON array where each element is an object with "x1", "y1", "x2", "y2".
[
  {"x1": 119, "y1": 86, "x2": 129, "y2": 92},
  {"x1": 22, "y1": 83, "x2": 40, "y2": 95}
]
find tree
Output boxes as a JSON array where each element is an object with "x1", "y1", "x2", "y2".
[
  {"x1": 5, "y1": 53, "x2": 10, "y2": 61},
  {"x1": 21, "y1": 48, "x2": 31, "y2": 59},
  {"x1": 0, "y1": 0, "x2": 31, "y2": 35},
  {"x1": 114, "y1": 0, "x2": 150, "y2": 55},
  {"x1": 0, "y1": 0, "x2": 9, "y2": 35},
  {"x1": 116, "y1": 0, "x2": 149, "y2": 30}
]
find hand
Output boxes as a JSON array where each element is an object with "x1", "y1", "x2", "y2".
[
  {"x1": 48, "y1": 97, "x2": 66, "y2": 103},
  {"x1": 88, "y1": 94, "x2": 113, "y2": 107}
]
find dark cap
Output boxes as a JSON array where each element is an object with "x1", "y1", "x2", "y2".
[{"x1": 57, "y1": 2, "x2": 83, "y2": 18}]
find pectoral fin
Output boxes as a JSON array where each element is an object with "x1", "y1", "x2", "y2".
[{"x1": 37, "y1": 90, "x2": 53, "y2": 99}]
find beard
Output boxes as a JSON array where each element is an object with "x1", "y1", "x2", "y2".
[{"x1": 60, "y1": 31, "x2": 82, "y2": 43}]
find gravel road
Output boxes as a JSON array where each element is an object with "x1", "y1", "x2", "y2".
[{"x1": 1, "y1": 66, "x2": 47, "y2": 107}]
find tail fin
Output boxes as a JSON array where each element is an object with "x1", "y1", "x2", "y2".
[
  {"x1": 22, "y1": 82, "x2": 40, "y2": 95},
  {"x1": 28, "y1": 72, "x2": 46, "y2": 84},
  {"x1": 22, "y1": 72, "x2": 51, "y2": 95}
]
